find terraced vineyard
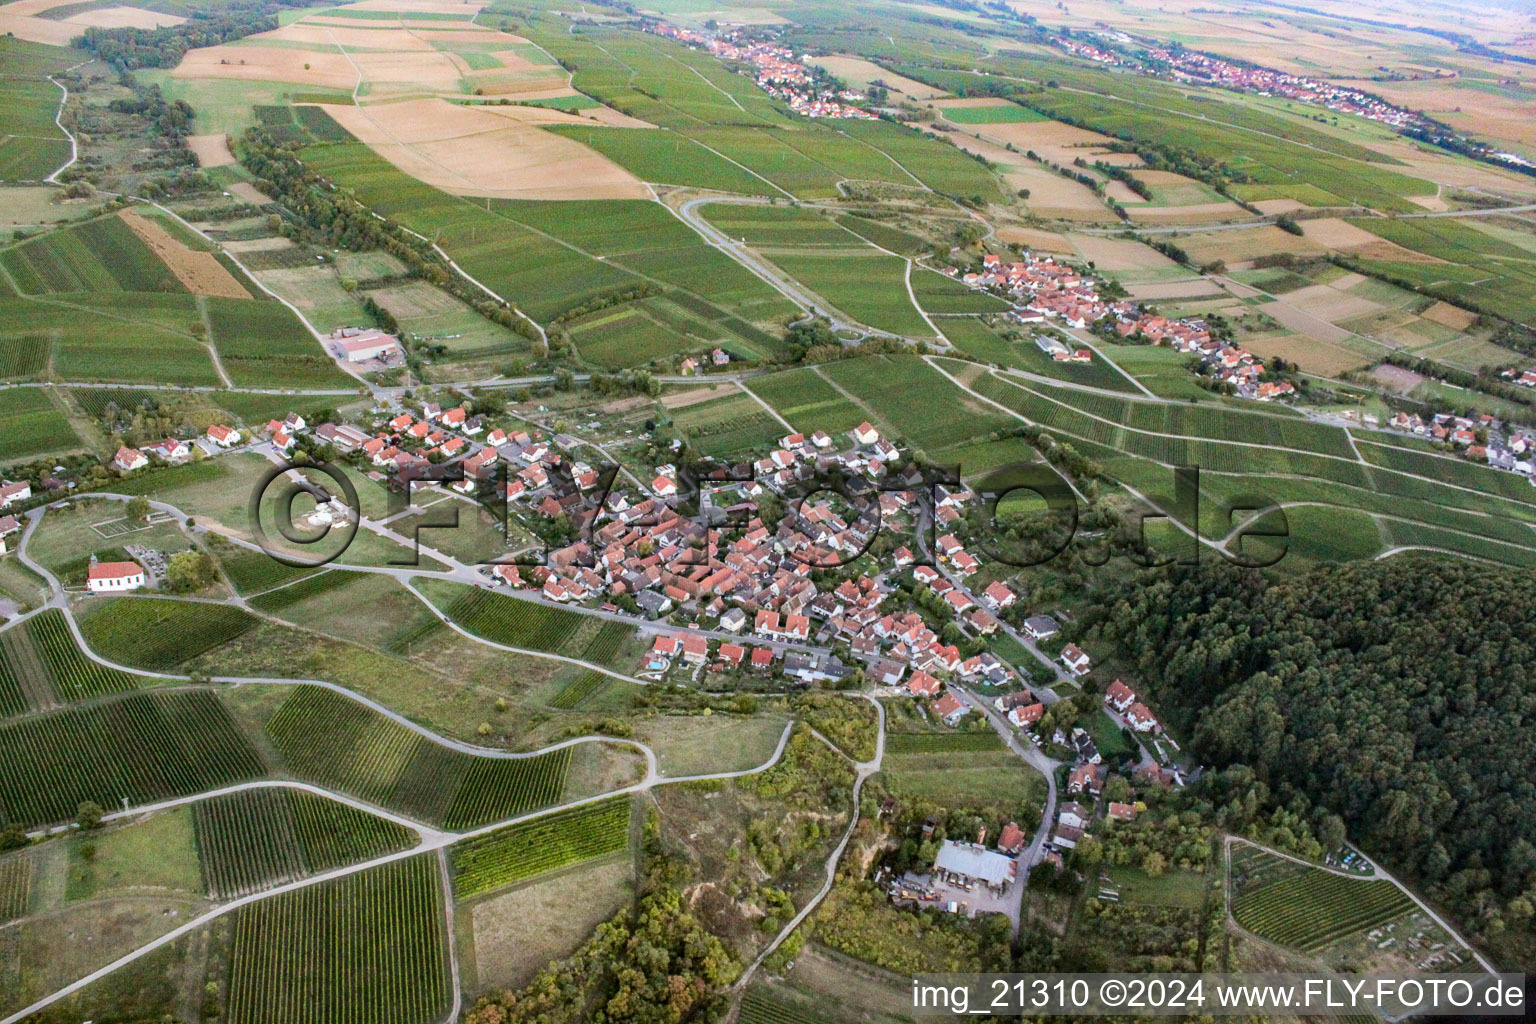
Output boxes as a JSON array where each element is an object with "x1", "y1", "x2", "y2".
[
  {"x1": 77, "y1": 598, "x2": 258, "y2": 672},
  {"x1": 0, "y1": 690, "x2": 264, "y2": 828},
  {"x1": 548, "y1": 671, "x2": 610, "y2": 710},
  {"x1": 264, "y1": 686, "x2": 573, "y2": 829},
  {"x1": 194, "y1": 787, "x2": 416, "y2": 900},
  {"x1": 0, "y1": 855, "x2": 31, "y2": 924},
  {"x1": 225, "y1": 854, "x2": 450, "y2": 1024},
  {"x1": 1232, "y1": 848, "x2": 1414, "y2": 952},
  {"x1": 0, "y1": 609, "x2": 138, "y2": 711},
  {"x1": 450, "y1": 796, "x2": 631, "y2": 898}
]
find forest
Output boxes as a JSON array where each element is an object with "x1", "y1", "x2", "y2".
[{"x1": 1095, "y1": 558, "x2": 1536, "y2": 963}]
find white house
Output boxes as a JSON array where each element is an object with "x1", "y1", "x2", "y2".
[
  {"x1": 852, "y1": 421, "x2": 880, "y2": 445},
  {"x1": 88, "y1": 560, "x2": 146, "y2": 593},
  {"x1": 206, "y1": 425, "x2": 241, "y2": 448},
  {"x1": 113, "y1": 447, "x2": 149, "y2": 472},
  {"x1": 1060, "y1": 643, "x2": 1091, "y2": 676},
  {"x1": 0, "y1": 481, "x2": 31, "y2": 508}
]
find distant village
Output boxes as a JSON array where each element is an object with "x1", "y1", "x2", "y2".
[
  {"x1": 947, "y1": 249, "x2": 1297, "y2": 401},
  {"x1": 648, "y1": 23, "x2": 878, "y2": 119},
  {"x1": 1057, "y1": 34, "x2": 1431, "y2": 134}
]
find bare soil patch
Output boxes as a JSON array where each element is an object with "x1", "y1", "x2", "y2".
[
  {"x1": 1067, "y1": 233, "x2": 1182, "y2": 272},
  {"x1": 1126, "y1": 278, "x2": 1226, "y2": 300},
  {"x1": 172, "y1": 44, "x2": 359, "y2": 91},
  {"x1": 61, "y1": 5, "x2": 182, "y2": 29},
  {"x1": 317, "y1": 97, "x2": 650, "y2": 200},
  {"x1": 187, "y1": 133, "x2": 235, "y2": 169},
  {"x1": 1253, "y1": 198, "x2": 1306, "y2": 215},
  {"x1": 226, "y1": 182, "x2": 273, "y2": 205},
  {"x1": 120, "y1": 209, "x2": 251, "y2": 299},
  {"x1": 812, "y1": 55, "x2": 948, "y2": 100},
  {"x1": 662, "y1": 383, "x2": 741, "y2": 409},
  {"x1": 995, "y1": 225, "x2": 1073, "y2": 252},
  {"x1": 1128, "y1": 202, "x2": 1247, "y2": 223},
  {"x1": 1421, "y1": 301, "x2": 1478, "y2": 330},
  {"x1": 1179, "y1": 225, "x2": 1327, "y2": 266},
  {"x1": 1371, "y1": 363, "x2": 1426, "y2": 395}
]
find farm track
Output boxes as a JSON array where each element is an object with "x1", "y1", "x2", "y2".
[{"x1": 0, "y1": 494, "x2": 890, "y2": 1023}]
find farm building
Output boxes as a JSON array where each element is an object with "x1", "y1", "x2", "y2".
[
  {"x1": 933, "y1": 840, "x2": 1016, "y2": 894},
  {"x1": 331, "y1": 328, "x2": 403, "y2": 364}
]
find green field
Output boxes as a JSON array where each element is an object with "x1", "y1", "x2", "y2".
[
  {"x1": 938, "y1": 102, "x2": 1046, "y2": 124},
  {"x1": 194, "y1": 787, "x2": 414, "y2": 899},
  {"x1": 226, "y1": 854, "x2": 450, "y2": 1024},
  {"x1": 0, "y1": 216, "x2": 184, "y2": 295},
  {"x1": 764, "y1": 249, "x2": 933, "y2": 337},
  {"x1": 0, "y1": 387, "x2": 84, "y2": 463},
  {"x1": 263, "y1": 684, "x2": 574, "y2": 828},
  {"x1": 747, "y1": 368, "x2": 868, "y2": 437},
  {"x1": 0, "y1": 689, "x2": 263, "y2": 827},
  {"x1": 0, "y1": 294, "x2": 220, "y2": 386},
  {"x1": 0, "y1": 40, "x2": 77, "y2": 181},
  {"x1": 819, "y1": 356, "x2": 1013, "y2": 452},
  {"x1": 299, "y1": 144, "x2": 794, "y2": 340},
  {"x1": 1344, "y1": 217, "x2": 1536, "y2": 324},
  {"x1": 667, "y1": 390, "x2": 787, "y2": 457},
  {"x1": 78, "y1": 598, "x2": 258, "y2": 672},
  {"x1": 205, "y1": 296, "x2": 356, "y2": 387},
  {"x1": 450, "y1": 796, "x2": 631, "y2": 898}
]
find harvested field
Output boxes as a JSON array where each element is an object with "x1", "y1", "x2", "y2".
[
  {"x1": 1300, "y1": 217, "x2": 1445, "y2": 264},
  {"x1": 1067, "y1": 233, "x2": 1182, "y2": 273},
  {"x1": 316, "y1": 98, "x2": 650, "y2": 200},
  {"x1": 1284, "y1": 278, "x2": 1384, "y2": 322},
  {"x1": 0, "y1": 7, "x2": 74, "y2": 43},
  {"x1": 173, "y1": 45, "x2": 359, "y2": 92},
  {"x1": 1421, "y1": 301, "x2": 1477, "y2": 331},
  {"x1": 119, "y1": 210, "x2": 251, "y2": 299},
  {"x1": 188, "y1": 134, "x2": 236, "y2": 168},
  {"x1": 662, "y1": 384, "x2": 740, "y2": 409},
  {"x1": 929, "y1": 97, "x2": 1015, "y2": 109},
  {"x1": 1178, "y1": 225, "x2": 1327, "y2": 266},
  {"x1": 1128, "y1": 202, "x2": 1247, "y2": 223},
  {"x1": 811, "y1": 55, "x2": 948, "y2": 100},
  {"x1": 995, "y1": 225, "x2": 1072, "y2": 252},
  {"x1": 1254, "y1": 299, "x2": 1356, "y2": 346},
  {"x1": 937, "y1": 130, "x2": 1106, "y2": 220},
  {"x1": 222, "y1": 237, "x2": 295, "y2": 253},
  {"x1": 1253, "y1": 198, "x2": 1306, "y2": 215},
  {"x1": 61, "y1": 6, "x2": 183, "y2": 29},
  {"x1": 1126, "y1": 278, "x2": 1226, "y2": 300},
  {"x1": 1243, "y1": 330, "x2": 1373, "y2": 375},
  {"x1": 1371, "y1": 364, "x2": 1425, "y2": 395}
]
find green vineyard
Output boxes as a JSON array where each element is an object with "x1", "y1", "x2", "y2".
[
  {"x1": 0, "y1": 690, "x2": 264, "y2": 827},
  {"x1": 194, "y1": 787, "x2": 416, "y2": 899},
  {"x1": 77, "y1": 598, "x2": 257, "y2": 672},
  {"x1": 0, "y1": 854, "x2": 31, "y2": 924},
  {"x1": 0, "y1": 609, "x2": 138, "y2": 714},
  {"x1": 264, "y1": 686, "x2": 573, "y2": 829},
  {"x1": 225, "y1": 854, "x2": 450, "y2": 1024},
  {"x1": 1232, "y1": 849, "x2": 1415, "y2": 952},
  {"x1": 214, "y1": 543, "x2": 322, "y2": 596},
  {"x1": 444, "y1": 586, "x2": 585, "y2": 652},
  {"x1": 450, "y1": 796, "x2": 631, "y2": 898},
  {"x1": 739, "y1": 988, "x2": 837, "y2": 1024},
  {"x1": 548, "y1": 671, "x2": 610, "y2": 710}
]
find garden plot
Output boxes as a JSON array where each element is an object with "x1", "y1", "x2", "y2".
[{"x1": 316, "y1": 98, "x2": 651, "y2": 200}]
